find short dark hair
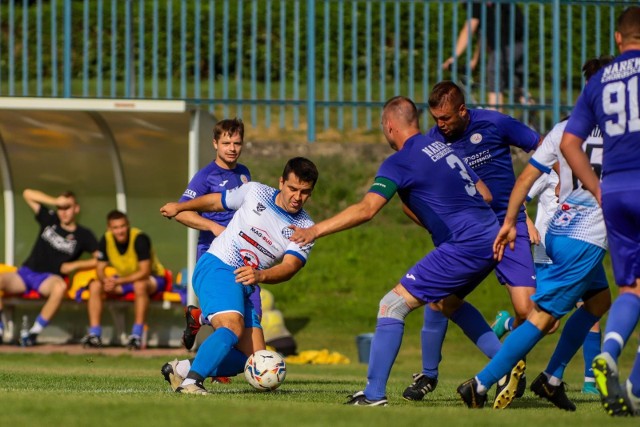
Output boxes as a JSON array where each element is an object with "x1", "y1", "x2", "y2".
[
  {"x1": 382, "y1": 96, "x2": 420, "y2": 127},
  {"x1": 213, "y1": 117, "x2": 244, "y2": 141},
  {"x1": 617, "y1": 6, "x2": 640, "y2": 43},
  {"x1": 282, "y1": 157, "x2": 319, "y2": 188},
  {"x1": 582, "y1": 55, "x2": 615, "y2": 81},
  {"x1": 428, "y1": 81, "x2": 465, "y2": 109},
  {"x1": 106, "y1": 209, "x2": 128, "y2": 222}
]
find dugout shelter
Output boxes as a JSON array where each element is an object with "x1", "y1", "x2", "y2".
[{"x1": 0, "y1": 98, "x2": 216, "y2": 308}]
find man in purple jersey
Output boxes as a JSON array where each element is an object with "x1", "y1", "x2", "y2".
[
  {"x1": 173, "y1": 118, "x2": 262, "y2": 358},
  {"x1": 560, "y1": 6, "x2": 640, "y2": 417},
  {"x1": 289, "y1": 96, "x2": 518, "y2": 406},
  {"x1": 403, "y1": 81, "x2": 541, "y2": 402}
]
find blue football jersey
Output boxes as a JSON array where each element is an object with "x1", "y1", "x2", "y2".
[
  {"x1": 179, "y1": 161, "x2": 251, "y2": 251},
  {"x1": 565, "y1": 49, "x2": 640, "y2": 191},
  {"x1": 427, "y1": 109, "x2": 539, "y2": 221},
  {"x1": 371, "y1": 133, "x2": 498, "y2": 247}
]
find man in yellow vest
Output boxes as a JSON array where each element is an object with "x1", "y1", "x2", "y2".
[{"x1": 81, "y1": 210, "x2": 167, "y2": 349}]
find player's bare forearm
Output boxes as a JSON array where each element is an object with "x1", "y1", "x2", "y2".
[
  {"x1": 560, "y1": 132, "x2": 601, "y2": 203},
  {"x1": 60, "y1": 257, "x2": 98, "y2": 275},
  {"x1": 505, "y1": 164, "x2": 542, "y2": 226},
  {"x1": 160, "y1": 193, "x2": 223, "y2": 218},
  {"x1": 175, "y1": 211, "x2": 226, "y2": 236},
  {"x1": 289, "y1": 193, "x2": 387, "y2": 245},
  {"x1": 234, "y1": 256, "x2": 303, "y2": 285}
]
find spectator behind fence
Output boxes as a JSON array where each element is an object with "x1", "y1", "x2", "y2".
[
  {"x1": 442, "y1": 2, "x2": 526, "y2": 109},
  {"x1": 0, "y1": 189, "x2": 99, "y2": 345},
  {"x1": 81, "y1": 210, "x2": 167, "y2": 350}
]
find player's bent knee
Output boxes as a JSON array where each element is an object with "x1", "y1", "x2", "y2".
[{"x1": 378, "y1": 290, "x2": 411, "y2": 321}]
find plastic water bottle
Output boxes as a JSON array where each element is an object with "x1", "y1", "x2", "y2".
[{"x1": 19, "y1": 315, "x2": 29, "y2": 347}]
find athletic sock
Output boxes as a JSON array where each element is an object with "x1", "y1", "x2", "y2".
[
  {"x1": 450, "y1": 301, "x2": 501, "y2": 359},
  {"x1": 601, "y1": 293, "x2": 640, "y2": 360},
  {"x1": 211, "y1": 347, "x2": 248, "y2": 377},
  {"x1": 477, "y1": 320, "x2": 543, "y2": 389},
  {"x1": 583, "y1": 330, "x2": 601, "y2": 381},
  {"x1": 89, "y1": 326, "x2": 102, "y2": 337},
  {"x1": 132, "y1": 323, "x2": 144, "y2": 337},
  {"x1": 545, "y1": 307, "x2": 600, "y2": 379},
  {"x1": 29, "y1": 315, "x2": 48, "y2": 334},
  {"x1": 176, "y1": 359, "x2": 192, "y2": 378},
  {"x1": 629, "y1": 347, "x2": 640, "y2": 398},
  {"x1": 421, "y1": 306, "x2": 448, "y2": 378},
  {"x1": 190, "y1": 327, "x2": 239, "y2": 378},
  {"x1": 364, "y1": 318, "x2": 404, "y2": 400}
]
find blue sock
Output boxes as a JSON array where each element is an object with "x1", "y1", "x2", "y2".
[
  {"x1": 477, "y1": 320, "x2": 543, "y2": 389},
  {"x1": 89, "y1": 326, "x2": 102, "y2": 337},
  {"x1": 36, "y1": 315, "x2": 49, "y2": 328},
  {"x1": 211, "y1": 347, "x2": 248, "y2": 377},
  {"x1": 364, "y1": 318, "x2": 404, "y2": 400},
  {"x1": 132, "y1": 323, "x2": 144, "y2": 337},
  {"x1": 450, "y1": 301, "x2": 501, "y2": 359},
  {"x1": 421, "y1": 306, "x2": 448, "y2": 378},
  {"x1": 583, "y1": 330, "x2": 601, "y2": 380},
  {"x1": 601, "y1": 293, "x2": 640, "y2": 360},
  {"x1": 545, "y1": 307, "x2": 600, "y2": 379},
  {"x1": 0, "y1": 309, "x2": 4, "y2": 330},
  {"x1": 190, "y1": 327, "x2": 239, "y2": 379}
]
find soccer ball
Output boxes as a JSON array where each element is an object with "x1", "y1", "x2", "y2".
[{"x1": 244, "y1": 349, "x2": 287, "y2": 391}]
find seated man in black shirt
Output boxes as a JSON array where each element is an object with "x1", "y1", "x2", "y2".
[{"x1": 0, "y1": 189, "x2": 99, "y2": 345}]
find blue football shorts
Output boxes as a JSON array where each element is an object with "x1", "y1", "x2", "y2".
[
  {"x1": 494, "y1": 220, "x2": 537, "y2": 288},
  {"x1": 192, "y1": 253, "x2": 261, "y2": 328},
  {"x1": 601, "y1": 188, "x2": 640, "y2": 286},
  {"x1": 400, "y1": 237, "x2": 497, "y2": 303},
  {"x1": 532, "y1": 235, "x2": 608, "y2": 319}
]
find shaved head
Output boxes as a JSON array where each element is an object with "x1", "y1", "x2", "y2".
[
  {"x1": 617, "y1": 6, "x2": 640, "y2": 44},
  {"x1": 382, "y1": 96, "x2": 420, "y2": 128}
]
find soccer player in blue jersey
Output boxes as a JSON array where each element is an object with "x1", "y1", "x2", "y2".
[
  {"x1": 458, "y1": 56, "x2": 614, "y2": 411},
  {"x1": 172, "y1": 118, "x2": 260, "y2": 353},
  {"x1": 289, "y1": 96, "x2": 511, "y2": 406},
  {"x1": 560, "y1": 6, "x2": 640, "y2": 417},
  {"x1": 403, "y1": 81, "x2": 540, "y2": 403},
  {"x1": 160, "y1": 157, "x2": 318, "y2": 394}
]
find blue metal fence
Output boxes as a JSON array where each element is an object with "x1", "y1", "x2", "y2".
[{"x1": 0, "y1": 0, "x2": 634, "y2": 140}]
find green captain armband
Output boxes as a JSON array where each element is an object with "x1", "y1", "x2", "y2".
[{"x1": 369, "y1": 176, "x2": 397, "y2": 200}]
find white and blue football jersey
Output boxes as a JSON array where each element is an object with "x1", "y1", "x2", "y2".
[
  {"x1": 529, "y1": 120, "x2": 606, "y2": 249},
  {"x1": 207, "y1": 182, "x2": 314, "y2": 269}
]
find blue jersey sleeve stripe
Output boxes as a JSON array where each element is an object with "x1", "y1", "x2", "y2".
[
  {"x1": 221, "y1": 191, "x2": 229, "y2": 210},
  {"x1": 528, "y1": 157, "x2": 552, "y2": 174},
  {"x1": 285, "y1": 250, "x2": 307, "y2": 265}
]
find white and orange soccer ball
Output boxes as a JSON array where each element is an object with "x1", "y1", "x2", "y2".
[{"x1": 244, "y1": 349, "x2": 287, "y2": 391}]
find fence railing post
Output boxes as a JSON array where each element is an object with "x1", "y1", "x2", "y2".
[
  {"x1": 306, "y1": 0, "x2": 316, "y2": 143},
  {"x1": 63, "y1": 0, "x2": 71, "y2": 98}
]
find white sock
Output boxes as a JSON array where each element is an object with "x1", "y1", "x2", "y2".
[
  {"x1": 29, "y1": 322, "x2": 44, "y2": 335},
  {"x1": 549, "y1": 375, "x2": 563, "y2": 386},
  {"x1": 176, "y1": 360, "x2": 191, "y2": 378},
  {"x1": 475, "y1": 376, "x2": 488, "y2": 394},
  {"x1": 181, "y1": 378, "x2": 196, "y2": 387}
]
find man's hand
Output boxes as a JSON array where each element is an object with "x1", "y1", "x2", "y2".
[
  {"x1": 56, "y1": 195, "x2": 74, "y2": 209},
  {"x1": 103, "y1": 276, "x2": 119, "y2": 293},
  {"x1": 525, "y1": 215, "x2": 541, "y2": 245},
  {"x1": 234, "y1": 266, "x2": 261, "y2": 285},
  {"x1": 493, "y1": 223, "x2": 518, "y2": 261},
  {"x1": 288, "y1": 225, "x2": 317, "y2": 246},
  {"x1": 160, "y1": 202, "x2": 180, "y2": 218}
]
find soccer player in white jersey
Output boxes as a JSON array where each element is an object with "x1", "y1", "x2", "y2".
[
  {"x1": 560, "y1": 6, "x2": 640, "y2": 416},
  {"x1": 159, "y1": 157, "x2": 318, "y2": 394},
  {"x1": 458, "y1": 56, "x2": 613, "y2": 411}
]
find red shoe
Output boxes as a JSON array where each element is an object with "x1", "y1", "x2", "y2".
[
  {"x1": 182, "y1": 305, "x2": 202, "y2": 350},
  {"x1": 211, "y1": 377, "x2": 232, "y2": 384}
]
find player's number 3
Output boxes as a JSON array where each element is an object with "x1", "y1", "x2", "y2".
[
  {"x1": 446, "y1": 154, "x2": 477, "y2": 197},
  {"x1": 602, "y1": 76, "x2": 640, "y2": 136}
]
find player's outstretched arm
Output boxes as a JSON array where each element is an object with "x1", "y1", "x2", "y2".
[
  {"x1": 289, "y1": 192, "x2": 388, "y2": 245},
  {"x1": 234, "y1": 254, "x2": 304, "y2": 285},
  {"x1": 559, "y1": 132, "x2": 601, "y2": 205},
  {"x1": 160, "y1": 193, "x2": 223, "y2": 218}
]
